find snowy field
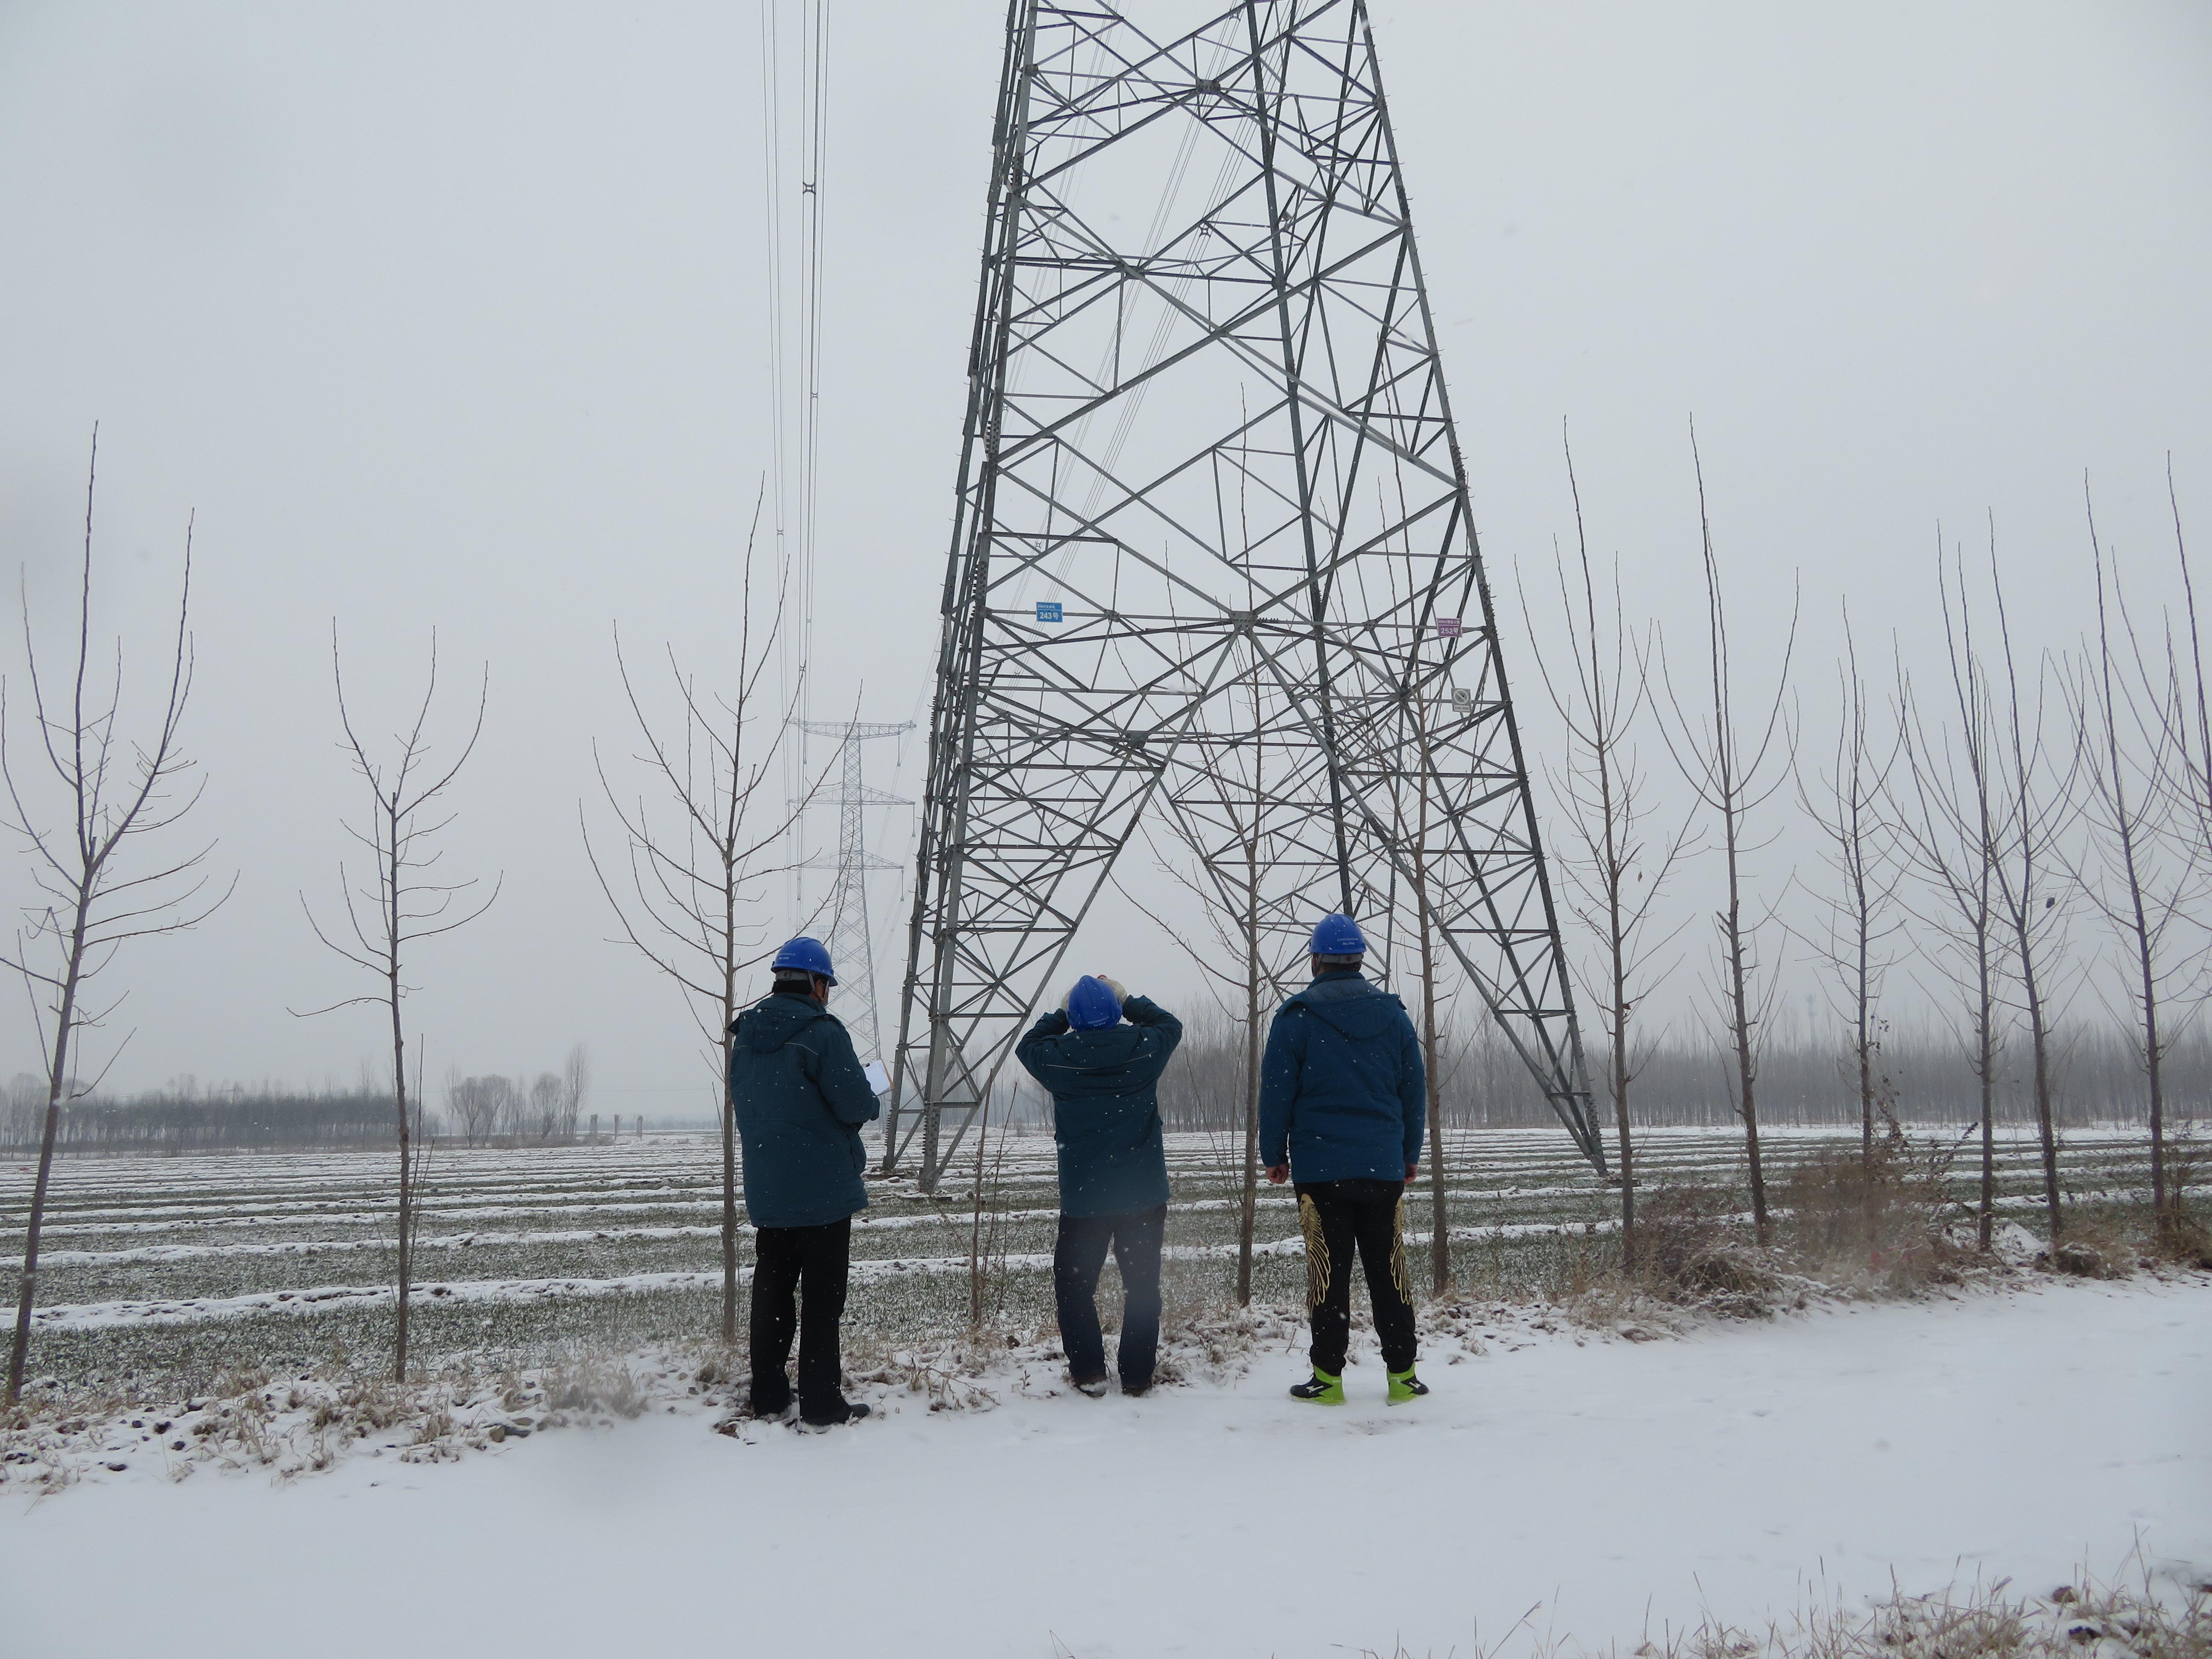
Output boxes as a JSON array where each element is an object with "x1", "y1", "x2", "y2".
[
  {"x1": 2, "y1": 1123, "x2": 2163, "y2": 1391},
  {"x1": 1, "y1": 1273, "x2": 2203, "y2": 1659}
]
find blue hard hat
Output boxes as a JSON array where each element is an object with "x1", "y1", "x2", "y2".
[
  {"x1": 1066, "y1": 975, "x2": 1122, "y2": 1031},
  {"x1": 771, "y1": 936, "x2": 837, "y2": 985},
  {"x1": 1309, "y1": 912, "x2": 1367, "y2": 956}
]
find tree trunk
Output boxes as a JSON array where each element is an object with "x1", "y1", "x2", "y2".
[
  {"x1": 1417, "y1": 884, "x2": 1447, "y2": 1297},
  {"x1": 1724, "y1": 830, "x2": 1768, "y2": 1244},
  {"x1": 1976, "y1": 948, "x2": 1995, "y2": 1251},
  {"x1": 722, "y1": 886, "x2": 741, "y2": 1347},
  {"x1": 2012, "y1": 911, "x2": 2062, "y2": 1240},
  {"x1": 1236, "y1": 889, "x2": 1260, "y2": 1307},
  {"x1": 5, "y1": 921, "x2": 85, "y2": 1406},
  {"x1": 388, "y1": 869, "x2": 411, "y2": 1385},
  {"x1": 1235, "y1": 661, "x2": 1264, "y2": 1307}
]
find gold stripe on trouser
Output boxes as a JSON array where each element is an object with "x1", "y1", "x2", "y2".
[
  {"x1": 1298, "y1": 1192, "x2": 1330, "y2": 1308},
  {"x1": 1388, "y1": 1193, "x2": 1412, "y2": 1304}
]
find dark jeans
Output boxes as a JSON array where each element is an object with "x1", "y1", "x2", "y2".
[
  {"x1": 1052, "y1": 1205, "x2": 1166, "y2": 1389},
  {"x1": 1296, "y1": 1179, "x2": 1416, "y2": 1374},
  {"x1": 750, "y1": 1217, "x2": 852, "y2": 1415}
]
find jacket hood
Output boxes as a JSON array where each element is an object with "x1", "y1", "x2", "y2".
[
  {"x1": 1286, "y1": 973, "x2": 1406, "y2": 1041},
  {"x1": 732, "y1": 992, "x2": 832, "y2": 1055}
]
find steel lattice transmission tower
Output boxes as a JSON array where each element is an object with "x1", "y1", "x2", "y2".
[
  {"x1": 885, "y1": 0, "x2": 1603, "y2": 1189},
  {"x1": 795, "y1": 719, "x2": 913, "y2": 1065}
]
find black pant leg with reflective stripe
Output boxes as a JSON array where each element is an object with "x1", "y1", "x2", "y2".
[
  {"x1": 1348, "y1": 1182, "x2": 1416, "y2": 1371},
  {"x1": 1297, "y1": 1179, "x2": 1415, "y2": 1376},
  {"x1": 1295, "y1": 1182, "x2": 1364, "y2": 1374}
]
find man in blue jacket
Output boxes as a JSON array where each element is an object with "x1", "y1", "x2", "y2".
[
  {"x1": 1260, "y1": 913, "x2": 1430, "y2": 1406},
  {"x1": 728, "y1": 936, "x2": 882, "y2": 1429},
  {"x1": 1016, "y1": 974, "x2": 1183, "y2": 1397}
]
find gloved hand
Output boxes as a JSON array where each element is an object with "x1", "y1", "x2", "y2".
[{"x1": 1098, "y1": 975, "x2": 1129, "y2": 1004}]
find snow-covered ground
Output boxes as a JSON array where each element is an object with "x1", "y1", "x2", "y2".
[{"x1": 5, "y1": 1274, "x2": 2203, "y2": 1659}]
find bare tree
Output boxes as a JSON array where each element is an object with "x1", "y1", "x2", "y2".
[
  {"x1": 3, "y1": 434, "x2": 228, "y2": 1405},
  {"x1": 2162, "y1": 459, "x2": 2212, "y2": 1227},
  {"x1": 2066, "y1": 485, "x2": 2201, "y2": 1231},
  {"x1": 1521, "y1": 433, "x2": 1694, "y2": 1269},
  {"x1": 1986, "y1": 521, "x2": 2080, "y2": 1240},
  {"x1": 1120, "y1": 727, "x2": 1279, "y2": 1307},
  {"x1": 561, "y1": 1042, "x2": 590, "y2": 1140},
  {"x1": 583, "y1": 495, "x2": 812, "y2": 1346},
  {"x1": 1658, "y1": 428, "x2": 1799, "y2": 1246},
  {"x1": 529, "y1": 1071, "x2": 563, "y2": 1139},
  {"x1": 1793, "y1": 605, "x2": 1906, "y2": 1231},
  {"x1": 297, "y1": 631, "x2": 498, "y2": 1382},
  {"x1": 1898, "y1": 541, "x2": 2008, "y2": 1248}
]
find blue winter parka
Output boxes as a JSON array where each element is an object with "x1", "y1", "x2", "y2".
[
  {"x1": 1258, "y1": 971, "x2": 1426, "y2": 1184},
  {"x1": 728, "y1": 991, "x2": 882, "y2": 1230},
  {"x1": 1015, "y1": 994, "x2": 1183, "y2": 1218}
]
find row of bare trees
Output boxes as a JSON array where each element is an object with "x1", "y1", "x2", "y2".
[
  {"x1": 441, "y1": 1048, "x2": 593, "y2": 1146},
  {"x1": 5, "y1": 442, "x2": 800, "y2": 1398},
  {"x1": 1528, "y1": 437, "x2": 2208, "y2": 1272}
]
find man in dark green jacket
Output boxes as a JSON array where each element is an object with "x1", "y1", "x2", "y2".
[
  {"x1": 1016, "y1": 974, "x2": 1182, "y2": 1397},
  {"x1": 728, "y1": 936, "x2": 881, "y2": 1429},
  {"x1": 1259, "y1": 912, "x2": 1429, "y2": 1407}
]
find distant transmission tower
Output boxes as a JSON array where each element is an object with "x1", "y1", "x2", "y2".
[
  {"x1": 886, "y1": 0, "x2": 1602, "y2": 1190},
  {"x1": 795, "y1": 719, "x2": 912, "y2": 1065}
]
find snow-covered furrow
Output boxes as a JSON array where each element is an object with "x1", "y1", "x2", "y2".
[{"x1": 26, "y1": 1212, "x2": 1706, "y2": 1331}]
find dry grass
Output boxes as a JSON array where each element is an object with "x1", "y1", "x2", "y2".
[
  {"x1": 1630, "y1": 1186, "x2": 1784, "y2": 1316},
  {"x1": 541, "y1": 1354, "x2": 647, "y2": 1420},
  {"x1": 1359, "y1": 1563, "x2": 2212, "y2": 1659},
  {"x1": 1773, "y1": 1121, "x2": 1977, "y2": 1295}
]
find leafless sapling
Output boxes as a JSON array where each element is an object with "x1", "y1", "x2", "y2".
[
  {"x1": 296, "y1": 630, "x2": 497, "y2": 1382},
  {"x1": 582, "y1": 495, "x2": 814, "y2": 1346},
  {"x1": 1897, "y1": 541, "x2": 2008, "y2": 1248},
  {"x1": 1657, "y1": 428, "x2": 1799, "y2": 1246},
  {"x1": 1985, "y1": 519, "x2": 2082, "y2": 1240},
  {"x1": 1791, "y1": 604, "x2": 1906, "y2": 1244},
  {"x1": 2065, "y1": 484, "x2": 2203, "y2": 1231},
  {"x1": 1520, "y1": 432, "x2": 1695, "y2": 1269},
  {"x1": 2160, "y1": 459, "x2": 2212, "y2": 1227},
  {"x1": 3, "y1": 434, "x2": 229, "y2": 1405}
]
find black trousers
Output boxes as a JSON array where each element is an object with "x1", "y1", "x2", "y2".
[
  {"x1": 1052, "y1": 1205, "x2": 1166, "y2": 1389},
  {"x1": 749, "y1": 1217, "x2": 852, "y2": 1414},
  {"x1": 1296, "y1": 1179, "x2": 1416, "y2": 1374}
]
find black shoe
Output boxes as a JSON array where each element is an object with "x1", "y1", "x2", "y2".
[
  {"x1": 797, "y1": 1399, "x2": 872, "y2": 1431},
  {"x1": 1120, "y1": 1378, "x2": 1153, "y2": 1398},
  {"x1": 1072, "y1": 1375, "x2": 1109, "y2": 1398},
  {"x1": 746, "y1": 1394, "x2": 794, "y2": 1423}
]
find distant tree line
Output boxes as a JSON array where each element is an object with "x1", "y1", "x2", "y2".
[
  {"x1": 1143, "y1": 1016, "x2": 2212, "y2": 1135},
  {"x1": 0, "y1": 1045, "x2": 593, "y2": 1155}
]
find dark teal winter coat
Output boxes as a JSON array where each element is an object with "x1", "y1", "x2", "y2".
[
  {"x1": 1258, "y1": 971, "x2": 1426, "y2": 1184},
  {"x1": 1015, "y1": 995, "x2": 1183, "y2": 1218},
  {"x1": 728, "y1": 992, "x2": 881, "y2": 1230}
]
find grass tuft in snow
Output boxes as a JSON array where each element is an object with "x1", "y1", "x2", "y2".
[{"x1": 1359, "y1": 1563, "x2": 2212, "y2": 1659}]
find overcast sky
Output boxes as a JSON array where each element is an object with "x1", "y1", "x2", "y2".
[{"x1": 1, "y1": 1, "x2": 2207, "y2": 1114}]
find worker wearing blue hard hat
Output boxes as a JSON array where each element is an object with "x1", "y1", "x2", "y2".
[
  {"x1": 728, "y1": 935, "x2": 882, "y2": 1429},
  {"x1": 1016, "y1": 971, "x2": 1184, "y2": 1398},
  {"x1": 1259, "y1": 913, "x2": 1430, "y2": 1406}
]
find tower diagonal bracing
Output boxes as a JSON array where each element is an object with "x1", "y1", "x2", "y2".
[{"x1": 887, "y1": 0, "x2": 1604, "y2": 1188}]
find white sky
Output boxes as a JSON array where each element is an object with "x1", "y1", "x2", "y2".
[{"x1": 1, "y1": 2, "x2": 2207, "y2": 1112}]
